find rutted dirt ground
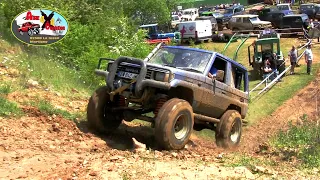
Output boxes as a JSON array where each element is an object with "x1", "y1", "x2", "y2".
[{"x1": 1, "y1": 58, "x2": 320, "y2": 179}]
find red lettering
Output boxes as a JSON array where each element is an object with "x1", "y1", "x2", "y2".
[
  {"x1": 26, "y1": 11, "x2": 33, "y2": 20},
  {"x1": 25, "y1": 11, "x2": 39, "y2": 20},
  {"x1": 45, "y1": 21, "x2": 50, "y2": 29}
]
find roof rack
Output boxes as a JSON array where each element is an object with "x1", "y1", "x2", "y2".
[{"x1": 258, "y1": 30, "x2": 279, "y2": 39}]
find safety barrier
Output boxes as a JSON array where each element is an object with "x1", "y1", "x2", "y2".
[{"x1": 250, "y1": 38, "x2": 312, "y2": 100}]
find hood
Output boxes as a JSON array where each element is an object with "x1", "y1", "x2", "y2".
[
  {"x1": 280, "y1": 9, "x2": 293, "y2": 15},
  {"x1": 223, "y1": 13, "x2": 233, "y2": 18}
]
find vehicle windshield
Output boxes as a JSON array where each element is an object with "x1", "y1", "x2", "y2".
[
  {"x1": 224, "y1": 9, "x2": 233, "y2": 14},
  {"x1": 249, "y1": 17, "x2": 261, "y2": 22},
  {"x1": 300, "y1": 5, "x2": 314, "y2": 9},
  {"x1": 183, "y1": 11, "x2": 192, "y2": 15},
  {"x1": 148, "y1": 47, "x2": 212, "y2": 73},
  {"x1": 277, "y1": 5, "x2": 289, "y2": 10},
  {"x1": 172, "y1": 16, "x2": 179, "y2": 21}
]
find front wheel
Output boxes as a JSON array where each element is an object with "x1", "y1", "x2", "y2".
[
  {"x1": 87, "y1": 86, "x2": 123, "y2": 133},
  {"x1": 155, "y1": 98, "x2": 194, "y2": 150},
  {"x1": 215, "y1": 110, "x2": 242, "y2": 149},
  {"x1": 27, "y1": 29, "x2": 34, "y2": 36}
]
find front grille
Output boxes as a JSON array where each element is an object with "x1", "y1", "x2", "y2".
[
  {"x1": 145, "y1": 69, "x2": 152, "y2": 79},
  {"x1": 116, "y1": 65, "x2": 140, "y2": 74}
]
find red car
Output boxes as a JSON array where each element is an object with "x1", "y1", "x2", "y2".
[{"x1": 18, "y1": 22, "x2": 40, "y2": 36}]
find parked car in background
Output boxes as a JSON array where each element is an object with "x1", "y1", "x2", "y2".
[
  {"x1": 216, "y1": 5, "x2": 245, "y2": 30},
  {"x1": 198, "y1": 6, "x2": 214, "y2": 14},
  {"x1": 264, "y1": 10, "x2": 286, "y2": 28},
  {"x1": 195, "y1": 16, "x2": 218, "y2": 33},
  {"x1": 200, "y1": 11, "x2": 223, "y2": 18},
  {"x1": 181, "y1": 8, "x2": 199, "y2": 21},
  {"x1": 280, "y1": 14, "x2": 310, "y2": 31},
  {"x1": 228, "y1": 15, "x2": 272, "y2": 32},
  {"x1": 299, "y1": 3, "x2": 320, "y2": 20},
  {"x1": 178, "y1": 20, "x2": 212, "y2": 42},
  {"x1": 171, "y1": 15, "x2": 181, "y2": 29},
  {"x1": 276, "y1": 3, "x2": 294, "y2": 15},
  {"x1": 249, "y1": 7, "x2": 278, "y2": 21}
]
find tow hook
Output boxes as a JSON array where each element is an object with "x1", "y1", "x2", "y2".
[{"x1": 109, "y1": 79, "x2": 137, "y2": 101}]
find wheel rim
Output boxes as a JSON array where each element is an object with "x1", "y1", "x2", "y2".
[
  {"x1": 28, "y1": 30, "x2": 33, "y2": 36},
  {"x1": 230, "y1": 119, "x2": 241, "y2": 143},
  {"x1": 173, "y1": 114, "x2": 189, "y2": 140}
]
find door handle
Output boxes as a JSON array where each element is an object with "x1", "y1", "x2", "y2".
[{"x1": 221, "y1": 91, "x2": 226, "y2": 94}]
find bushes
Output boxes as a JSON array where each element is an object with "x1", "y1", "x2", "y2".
[
  {"x1": 0, "y1": 0, "x2": 162, "y2": 87},
  {"x1": 271, "y1": 116, "x2": 320, "y2": 168}
]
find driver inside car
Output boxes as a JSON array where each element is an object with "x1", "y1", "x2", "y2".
[{"x1": 208, "y1": 66, "x2": 218, "y2": 78}]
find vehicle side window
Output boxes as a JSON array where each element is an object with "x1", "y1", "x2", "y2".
[
  {"x1": 232, "y1": 65, "x2": 245, "y2": 91},
  {"x1": 235, "y1": 8, "x2": 241, "y2": 13},
  {"x1": 243, "y1": 17, "x2": 250, "y2": 23},
  {"x1": 230, "y1": 17, "x2": 236, "y2": 22},
  {"x1": 236, "y1": 17, "x2": 242, "y2": 23},
  {"x1": 294, "y1": 18, "x2": 302, "y2": 23},
  {"x1": 210, "y1": 56, "x2": 227, "y2": 82}
]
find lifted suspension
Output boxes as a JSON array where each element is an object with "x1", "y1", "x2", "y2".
[{"x1": 153, "y1": 95, "x2": 168, "y2": 117}]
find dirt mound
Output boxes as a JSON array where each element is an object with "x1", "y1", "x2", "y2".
[{"x1": 238, "y1": 70, "x2": 320, "y2": 154}]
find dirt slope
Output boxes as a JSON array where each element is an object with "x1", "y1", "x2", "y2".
[{"x1": 239, "y1": 70, "x2": 320, "y2": 154}]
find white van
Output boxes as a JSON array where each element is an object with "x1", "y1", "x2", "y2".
[{"x1": 178, "y1": 20, "x2": 212, "y2": 42}]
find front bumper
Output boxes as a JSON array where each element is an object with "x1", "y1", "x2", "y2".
[{"x1": 95, "y1": 56, "x2": 171, "y2": 97}]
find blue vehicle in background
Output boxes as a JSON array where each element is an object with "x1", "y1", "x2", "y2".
[
  {"x1": 139, "y1": 24, "x2": 180, "y2": 44},
  {"x1": 276, "y1": 3, "x2": 294, "y2": 15},
  {"x1": 216, "y1": 5, "x2": 245, "y2": 30}
]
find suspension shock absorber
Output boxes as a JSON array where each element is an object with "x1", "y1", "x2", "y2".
[
  {"x1": 117, "y1": 95, "x2": 126, "y2": 107},
  {"x1": 153, "y1": 96, "x2": 168, "y2": 117}
]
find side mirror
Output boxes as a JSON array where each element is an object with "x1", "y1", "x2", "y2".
[{"x1": 216, "y1": 70, "x2": 224, "y2": 82}]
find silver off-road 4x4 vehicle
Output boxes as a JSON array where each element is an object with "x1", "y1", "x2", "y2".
[
  {"x1": 87, "y1": 44, "x2": 249, "y2": 150},
  {"x1": 228, "y1": 14, "x2": 272, "y2": 32}
]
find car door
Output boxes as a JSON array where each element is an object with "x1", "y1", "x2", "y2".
[
  {"x1": 212, "y1": 56, "x2": 231, "y2": 116},
  {"x1": 199, "y1": 55, "x2": 228, "y2": 118}
]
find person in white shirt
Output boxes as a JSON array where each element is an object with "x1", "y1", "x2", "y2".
[{"x1": 304, "y1": 44, "x2": 313, "y2": 75}]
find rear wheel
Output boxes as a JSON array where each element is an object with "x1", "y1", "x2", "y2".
[
  {"x1": 215, "y1": 110, "x2": 242, "y2": 149},
  {"x1": 155, "y1": 98, "x2": 194, "y2": 150},
  {"x1": 87, "y1": 86, "x2": 123, "y2": 133}
]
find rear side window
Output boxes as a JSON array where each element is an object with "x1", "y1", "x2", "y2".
[
  {"x1": 236, "y1": 18, "x2": 242, "y2": 23},
  {"x1": 232, "y1": 65, "x2": 246, "y2": 92}
]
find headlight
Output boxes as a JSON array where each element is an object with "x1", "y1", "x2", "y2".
[{"x1": 154, "y1": 72, "x2": 171, "y2": 82}]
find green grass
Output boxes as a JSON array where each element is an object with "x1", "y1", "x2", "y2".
[
  {"x1": 35, "y1": 100, "x2": 83, "y2": 121},
  {"x1": 222, "y1": 153, "x2": 278, "y2": 170},
  {"x1": 0, "y1": 97, "x2": 22, "y2": 117},
  {"x1": 271, "y1": 116, "x2": 320, "y2": 169},
  {"x1": 0, "y1": 39, "x2": 91, "y2": 99},
  {"x1": 0, "y1": 84, "x2": 12, "y2": 95},
  {"x1": 246, "y1": 63, "x2": 320, "y2": 124}
]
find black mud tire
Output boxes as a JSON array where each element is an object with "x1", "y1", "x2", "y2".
[
  {"x1": 155, "y1": 98, "x2": 194, "y2": 150},
  {"x1": 215, "y1": 110, "x2": 242, "y2": 149},
  {"x1": 27, "y1": 29, "x2": 34, "y2": 36},
  {"x1": 87, "y1": 86, "x2": 122, "y2": 133}
]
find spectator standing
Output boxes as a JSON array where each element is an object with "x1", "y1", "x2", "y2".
[
  {"x1": 288, "y1": 46, "x2": 298, "y2": 74},
  {"x1": 305, "y1": 44, "x2": 313, "y2": 75}
]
